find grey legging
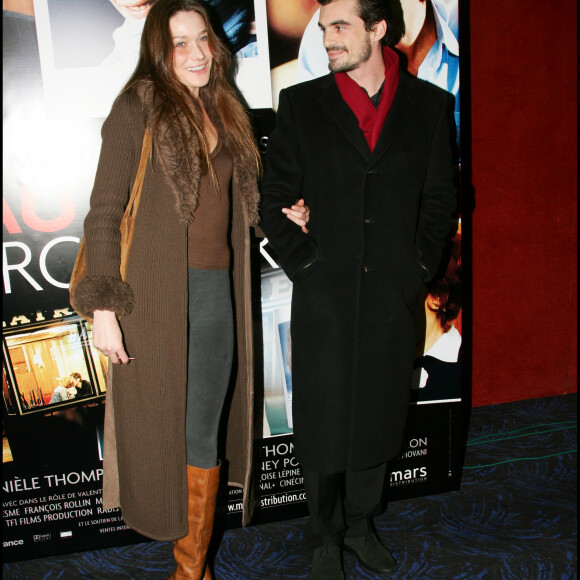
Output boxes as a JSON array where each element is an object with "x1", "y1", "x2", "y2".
[{"x1": 185, "y1": 268, "x2": 234, "y2": 468}]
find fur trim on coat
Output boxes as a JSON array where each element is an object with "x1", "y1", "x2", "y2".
[
  {"x1": 72, "y1": 84, "x2": 259, "y2": 319},
  {"x1": 136, "y1": 81, "x2": 260, "y2": 226},
  {"x1": 72, "y1": 276, "x2": 134, "y2": 318}
]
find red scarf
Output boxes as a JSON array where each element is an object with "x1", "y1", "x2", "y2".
[{"x1": 334, "y1": 46, "x2": 399, "y2": 152}]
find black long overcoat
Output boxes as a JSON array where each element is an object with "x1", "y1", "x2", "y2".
[{"x1": 260, "y1": 72, "x2": 457, "y2": 474}]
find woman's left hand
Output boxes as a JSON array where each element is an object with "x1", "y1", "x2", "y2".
[{"x1": 282, "y1": 198, "x2": 310, "y2": 233}]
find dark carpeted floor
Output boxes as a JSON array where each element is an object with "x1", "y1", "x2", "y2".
[{"x1": 3, "y1": 393, "x2": 577, "y2": 579}]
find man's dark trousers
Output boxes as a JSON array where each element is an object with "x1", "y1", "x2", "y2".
[{"x1": 303, "y1": 463, "x2": 388, "y2": 546}]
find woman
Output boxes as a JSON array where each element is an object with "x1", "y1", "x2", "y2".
[
  {"x1": 412, "y1": 233, "x2": 462, "y2": 402},
  {"x1": 72, "y1": 1, "x2": 306, "y2": 577},
  {"x1": 49, "y1": 377, "x2": 78, "y2": 404}
]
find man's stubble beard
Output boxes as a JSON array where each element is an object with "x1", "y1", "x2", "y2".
[{"x1": 327, "y1": 34, "x2": 373, "y2": 73}]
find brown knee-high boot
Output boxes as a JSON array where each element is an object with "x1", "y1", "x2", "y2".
[{"x1": 169, "y1": 463, "x2": 220, "y2": 580}]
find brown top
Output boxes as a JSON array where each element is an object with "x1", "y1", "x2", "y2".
[{"x1": 187, "y1": 139, "x2": 233, "y2": 270}]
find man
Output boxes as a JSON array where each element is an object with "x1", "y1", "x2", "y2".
[
  {"x1": 296, "y1": 0, "x2": 460, "y2": 143},
  {"x1": 70, "y1": 372, "x2": 92, "y2": 399},
  {"x1": 260, "y1": 0, "x2": 457, "y2": 577}
]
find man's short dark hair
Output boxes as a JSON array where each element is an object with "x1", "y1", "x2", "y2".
[{"x1": 318, "y1": 0, "x2": 405, "y2": 46}]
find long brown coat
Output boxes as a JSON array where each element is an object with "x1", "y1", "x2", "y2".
[
  {"x1": 73, "y1": 87, "x2": 259, "y2": 540},
  {"x1": 261, "y1": 72, "x2": 457, "y2": 474}
]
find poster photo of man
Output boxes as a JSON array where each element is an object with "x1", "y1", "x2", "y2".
[{"x1": 32, "y1": 0, "x2": 272, "y2": 118}]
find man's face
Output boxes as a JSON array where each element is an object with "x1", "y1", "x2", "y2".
[
  {"x1": 109, "y1": 0, "x2": 156, "y2": 20},
  {"x1": 318, "y1": 0, "x2": 373, "y2": 73}
]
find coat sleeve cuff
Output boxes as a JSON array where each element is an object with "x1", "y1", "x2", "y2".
[
  {"x1": 414, "y1": 248, "x2": 433, "y2": 282},
  {"x1": 71, "y1": 276, "x2": 135, "y2": 318},
  {"x1": 284, "y1": 241, "x2": 318, "y2": 282}
]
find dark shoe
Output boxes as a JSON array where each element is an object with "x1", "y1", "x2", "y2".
[
  {"x1": 308, "y1": 541, "x2": 345, "y2": 580},
  {"x1": 343, "y1": 533, "x2": 397, "y2": 574}
]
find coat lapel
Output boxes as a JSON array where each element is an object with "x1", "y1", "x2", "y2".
[
  {"x1": 317, "y1": 76, "x2": 371, "y2": 162},
  {"x1": 316, "y1": 73, "x2": 419, "y2": 165},
  {"x1": 370, "y1": 73, "x2": 419, "y2": 164}
]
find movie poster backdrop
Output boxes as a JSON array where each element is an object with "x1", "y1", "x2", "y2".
[{"x1": 2, "y1": 0, "x2": 464, "y2": 561}]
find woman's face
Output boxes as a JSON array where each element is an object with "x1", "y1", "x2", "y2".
[{"x1": 170, "y1": 10, "x2": 213, "y2": 97}]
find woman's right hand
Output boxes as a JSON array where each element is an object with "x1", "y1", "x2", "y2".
[
  {"x1": 92, "y1": 310, "x2": 131, "y2": 365},
  {"x1": 282, "y1": 198, "x2": 310, "y2": 233}
]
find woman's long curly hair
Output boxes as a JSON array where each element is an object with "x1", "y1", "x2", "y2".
[{"x1": 427, "y1": 234, "x2": 462, "y2": 333}]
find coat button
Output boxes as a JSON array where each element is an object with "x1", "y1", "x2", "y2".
[
  {"x1": 364, "y1": 218, "x2": 373, "y2": 224},
  {"x1": 363, "y1": 266, "x2": 370, "y2": 273}
]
